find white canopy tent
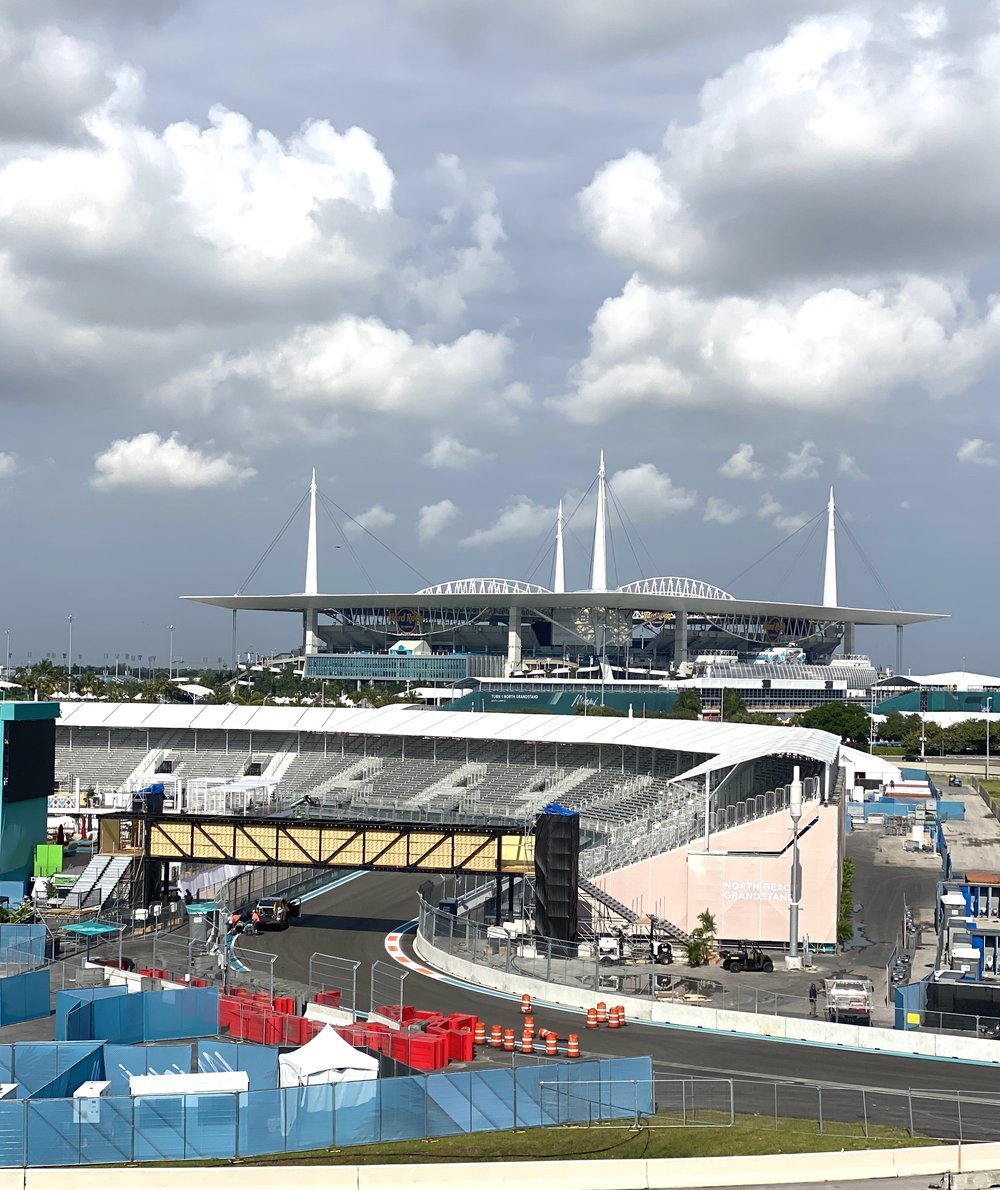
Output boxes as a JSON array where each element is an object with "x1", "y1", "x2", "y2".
[{"x1": 278, "y1": 1025, "x2": 379, "y2": 1088}]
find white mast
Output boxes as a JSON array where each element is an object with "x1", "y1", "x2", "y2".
[
  {"x1": 590, "y1": 450, "x2": 608, "y2": 592},
  {"x1": 305, "y1": 467, "x2": 319, "y2": 595},
  {"x1": 553, "y1": 500, "x2": 566, "y2": 593},
  {"x1": 822, "y1": 486, "x2": 837, "y2": 607}
]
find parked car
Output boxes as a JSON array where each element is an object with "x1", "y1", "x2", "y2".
[{"x1": 251, "y1": 897, "x2": 300, "y2": 930}]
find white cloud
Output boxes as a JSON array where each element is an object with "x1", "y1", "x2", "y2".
[
  {"x1": 0, "y1": 21, "x2": 112, "y2": 144},
  {"x1": 781, "y1": 441, "x2": 823, "y2": 481},
  {"x1": 91, "y1": 432, "x2": 254, "y2": 490},
  {"x1": 0, "y1": 453, "x2": 17, "y2": 479},
  {"x1": 417, "y1": 498, "x2": 460, "y2": 543},
  {"x1": 461, "y1": 498, "x2": 554, "y2": 547},
  {"x1": 957, "y1": 438, "x2": 998, "y2": 467},
  {"x1": 703, "y1": 496, "x2": 743, "y2": 525},
  {"x1": 719, "y1": 443, "x2": 765, "y2": 481},
  {"x1": 837, "y1": 452, "x2": 867, "y2": 479},
  {"x1": 421, "y1": 436, "x2": 493, "y2": 470},
  {"x1": 402, "y1": 154, "x2": 510, "y2": 324},
  {"x1": 557, "y1": 276, "x2": 1000, "y2": 421},
  {"x1": 0, "y1": 33, "x2": 521, "y2": 446},
  {"x1": 756, "y1": 491, "x2": 809, "y2": 534},
  {"x1": 608, "y1": 462, "x2": 696, "y2": 518},
  {"x1": 344, "y1": 503, "x2": 397, "y2": 537},
  {"x1": 579, "y1": 9, "x2": 1000, "y2": 288},
  {"x1": 162, "y1": 317, "x2": 529, "y2": 441}
]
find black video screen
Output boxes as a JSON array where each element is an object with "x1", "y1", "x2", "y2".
[{"x1": 3, "y1": 720, "x2": 56, "y2": 803}]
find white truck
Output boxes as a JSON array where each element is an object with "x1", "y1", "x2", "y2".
[{"x1": 824, "y1": 978, "x2": 875, "y2": 1026}]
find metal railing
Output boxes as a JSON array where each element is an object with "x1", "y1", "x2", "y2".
[
  {"x1": 418, "y1": 897, "x2": 878, "y2": 1021},
  {"x1": 539, "y1": 1077, "x2": 1000, "y2": 1143}
]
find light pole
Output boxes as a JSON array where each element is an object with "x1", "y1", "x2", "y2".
[
  {"x1": 67, "y1": 615, "x2": 73, "y2": 693},
  {"x1": 3, "y1": 628, "x2": 9, "y2": 677},
  {"x1": 986, "y1": 697, "x2": 993, "y2": 782},
  {"x1": 169, "y1": 625, "x2": 174, "y2": 680},
  {"x1": 788, "y1": 766, "x2": 803, "y2": 961}
]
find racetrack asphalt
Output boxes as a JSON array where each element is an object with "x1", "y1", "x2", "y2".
[{"x1": 237, "y1": 871, "x2": 1000, "y2": 1111}]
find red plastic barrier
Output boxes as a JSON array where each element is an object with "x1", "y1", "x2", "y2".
[
  {"x1": 314, "y1": 990, "x2": 341, "y2": 1008},
  {"x1": 398, "y1": 1032, "x2": 447, "y2": 1071}
]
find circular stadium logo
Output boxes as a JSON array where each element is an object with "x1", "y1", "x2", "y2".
[{"x1": 392, "y1": 609, "x2": 421, "y2": 635}]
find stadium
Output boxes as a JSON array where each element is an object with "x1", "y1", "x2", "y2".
[{"x1": 183, "y1": 460, "x2": 943, "y2": 688}]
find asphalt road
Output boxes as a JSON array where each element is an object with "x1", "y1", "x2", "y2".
[{"x1": 236, "y1": 871, "x2": 1000, "y2": 1142}]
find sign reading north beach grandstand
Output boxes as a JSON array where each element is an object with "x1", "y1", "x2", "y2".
[{"x1": 723, "y1": 880, "x2": 790, "y2": 903}]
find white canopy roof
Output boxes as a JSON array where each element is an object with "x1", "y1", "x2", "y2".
[
  {"x1": 278, "y1": 1025, "x2": 379, "y2": 1087},
  {"x1": 55, "y1": 701, "x2": 841, "y2": 772}
]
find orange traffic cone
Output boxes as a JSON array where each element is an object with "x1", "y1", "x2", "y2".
[
  {"x1": 524, "y1": 1015, "x2": 535, "y2": 1033},
  {"x1": 566, "y1": 1034, "x2": 580, "y2": 1058},
  {"x1": 585, "y1": 1007, "x2": 598, "y2": 1029},
  {"x1": 545, "y1": 1032, "x2": 558, "y2": 1056},
  {"x1": 474, "y1": 1020, "x2": 486, "y2": 1046},
  {"x1": 615, "y1": 1004, "x2": 627, "y2": 1027}
]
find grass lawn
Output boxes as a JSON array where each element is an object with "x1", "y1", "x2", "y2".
[
  {"x1": 189, "y1": 1115, "x2": 937, "y2": 1167},
  {"x1": 980, "y1": 778, "x2": 1000, "y2": 800}
]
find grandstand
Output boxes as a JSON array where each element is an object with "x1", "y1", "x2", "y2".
[{"x1": 53, "y1": 701, "x2": 842, "y2": 942}]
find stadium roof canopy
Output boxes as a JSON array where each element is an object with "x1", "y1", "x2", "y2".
[
  {"x1": 180, "y1": 588, "x2": 941, "y2": 628},
  {"x1": 55, "y1": 702, "x2": 841, "y2": 778}
]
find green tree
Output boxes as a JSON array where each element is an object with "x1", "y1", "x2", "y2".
[
  {"x1": 838, "y1": 857, "x2": 855, "y2": 946},
  {"x1": 722, "y1": 689, "x2": 748, "y2": 721},
  {"x1": 671, "y1": 688, "x2": 701, "y2": 720},
  {"x1": 878, "y1": 710, "x2": 910, "y2": 743},
  {"x1": 685, "y1": 908, "x2": 717, "y2": 966},
  {"x1": 797, "y1": 701, "x2": 871, "y2": 743}
]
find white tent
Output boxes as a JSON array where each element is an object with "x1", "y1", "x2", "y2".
[{"x1": 278, "y1": 1025, "x2": 379, "y2": 1088}]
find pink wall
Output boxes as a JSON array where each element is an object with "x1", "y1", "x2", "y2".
[{"x1": 592, "y1": 803, "x2": 841, "y2": 945}]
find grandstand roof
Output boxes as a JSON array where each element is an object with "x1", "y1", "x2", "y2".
[
  {"x1": 180, "y1": 589, "x2": 942, "y2": 627},
  {"x1": 55, "y1": 701, "x2": 841, "y2": 773}
]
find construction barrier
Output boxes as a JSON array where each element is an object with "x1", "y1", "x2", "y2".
[{"x1": 567, "y1": 1033, "x2": 580, "y2": 1058}]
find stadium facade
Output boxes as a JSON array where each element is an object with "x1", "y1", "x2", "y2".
[{"x1": 183, "y1": 463, "x2": 944, "y2": 684}]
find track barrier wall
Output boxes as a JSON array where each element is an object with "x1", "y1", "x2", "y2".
[{"x1": 415, "y1": 899, "x2": 1000, "y2": 1066}]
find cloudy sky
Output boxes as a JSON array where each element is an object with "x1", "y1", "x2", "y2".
[{"x1": 1, "y1": 0, "x2": 995, "y2": 672}]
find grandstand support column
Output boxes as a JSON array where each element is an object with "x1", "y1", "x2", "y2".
[
  {"x1": 506, "y1": 604, "x2": 522, "y2": 675},
  {"x1": 843, "y1": 621, "x2": 855, "y2": 657},
  {"x1": 703, "y1": 772, "x2": 711, "y2": 850},
  {"x1": 673, "y1": 609, "x2": 688, "y2": 669},
  {"x1": 303, "y1": 607, "x2": 321, "y2": 656},
  {"x1": 896, "y1": 625, "x2": 903, "y2": 674}
]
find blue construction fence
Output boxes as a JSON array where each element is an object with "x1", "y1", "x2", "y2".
[
  {"x1": 0, "y1": 1054, "x2": 652, "y2": 1166},
  {"x1": 0, "y1": 925, "x2": 46, "y2": 967},
  {"x1": 56, "y1": 986, "x2": 219, "y2": 1044}
]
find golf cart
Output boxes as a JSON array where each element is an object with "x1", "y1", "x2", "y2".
[{"x1": 720, "y1": 941, "x2": 774, "y2": 974}]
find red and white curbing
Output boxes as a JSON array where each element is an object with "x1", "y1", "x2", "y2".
[{"x1": 384, "y1": 931, "x2": 439, "y2": 979}]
